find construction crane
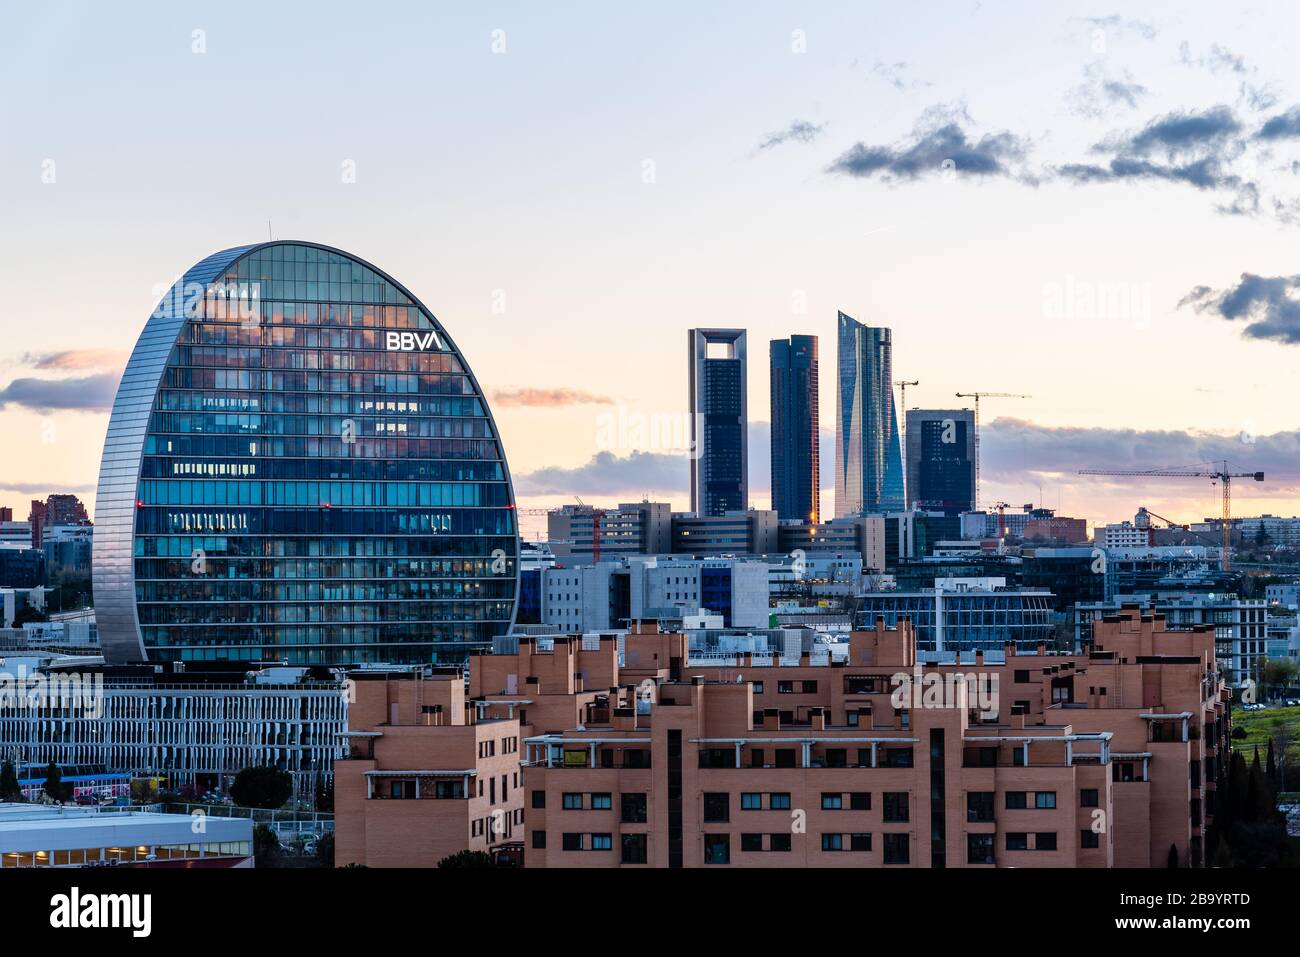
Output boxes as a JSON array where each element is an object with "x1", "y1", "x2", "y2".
[
  {"x1": 895, "y1": 380, "x2": 919, "y2": 505},
  {"x1": 1076, "y1": 462, "x2": 1264, "y2": 571},
  {"x1": 954, "y1": 391, "x2": 1031, "y2": 509}
]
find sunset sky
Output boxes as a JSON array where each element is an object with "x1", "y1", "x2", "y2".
[{"x1": 3, "y1": 1, "x2": 1299, "y2": 540}]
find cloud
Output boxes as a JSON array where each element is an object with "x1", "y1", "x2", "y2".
[
  {"x1": 513, "y1": 450, "x2": 686, "y2": 497},
  {"x1": 492, "y1": 388, "x2": 614, "y2": 408},
  {"x1": 869, "y1": 60, "x2": 931, "y2": 91},
  {"x1": 1179, "y1": 273, "x2": 1300, "y2": 344},
  {"x1": 20, "y1": 349, "x2": 129, "y2": 372},
  {"x1": 1055, "y1": 105, "x2": 1260, "y2": 214},
  {"x1": 981, "y1": 418, "x2": 1300, "y2": 486},
  {"x1": 1179, "y1": 41, "x2": 1249, "y2": 75},
  {"x1": 757, "y1": 120, "x2": 826, "y2": 151},
  {"x1": 0, "y1": 481, "x2": 96, "y2": 496},
  {"x1": 827, "y1": 104, "x2": 1036, "y2": 183},
  {"x1": 0, "y1": 373, "x2": 120, "y2": 413},
  {"x1": 1258, "y1": 106, "x2": 1300, "y2": 140},
  {"x1": 1074, "y1": 15, "x2": 1158, "y2": 41},
  {"x1": 1238, "y1": 82, "x2": 1279, "y2": 113},
  {"x1": 1066, "y1": 62, "x2": 1150, "y2": 119}
]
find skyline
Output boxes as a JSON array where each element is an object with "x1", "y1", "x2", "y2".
[{"x1": 4, "y1": 1, "x2": 1300, "y2": 529}]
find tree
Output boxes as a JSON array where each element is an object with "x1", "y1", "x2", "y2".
[
  {"x1": 436, "y1": 850, "x2": 499, "y2": 868},
  {"x1": 230, "y1": 766, "x2": 293, "y2": 810},
  {"x1": 42, "y1": 762, "x2": 72, "y2": 803},
  {"x1": 252, "y1": 825, "x2": 281, "y2": 868},
  {"x1": 0, "y1": 761, "x2": 24, "y2": 802},
  {"x1": 315, "y1": 778, "x2": 334, "y2": 813},
  {"x1": 12, "y1": 606, "x2": 47, "y2": 626},
  {"x1": 1167, "y1": 844, "x2": 1179, "y2": 868},
  {"x1": 315, "y1": 831, "x2": 334, "y2": 868}
]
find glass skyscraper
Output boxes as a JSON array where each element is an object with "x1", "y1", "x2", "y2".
[
  {"x1": 688, "y1": 328, "x2": 748, "y2": 517},
  {"x1": 904, "y1": 408, "x2": 976, "y2": 514},
  {"x1": 769, "y1": 335, "x2": 820, "y2": 522},
  {"x1": 94, "y1": 242, "x2": 517, "y2": 666},
  {"x1": 834, "y1": 312, "x2": 904, "y2": 517}
]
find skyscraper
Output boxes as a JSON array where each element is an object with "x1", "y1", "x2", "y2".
[
  {"x1": 769, "y1": 335, "x2": 820, "y2": 522},
  {"x1": 94, "y1": 241, "x2": 518, "y2": 666},
  {"x1": 688, "y1": 328, "x2": 748, "y2": 517},
  {"x1": 905, "y1": 408, "x2": 976, "y2": 514},
  {"x1": 834, "y1": 312, "x2": 904, "y2": 517}
]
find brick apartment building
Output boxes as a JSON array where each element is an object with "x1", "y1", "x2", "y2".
[{"x1": 334, "y1": 607, "x2": 1229, "y2": 868}]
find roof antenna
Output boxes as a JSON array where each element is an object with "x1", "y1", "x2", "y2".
[{"x1": 267, "y1": 220, "x2": 273, "y2": 241}]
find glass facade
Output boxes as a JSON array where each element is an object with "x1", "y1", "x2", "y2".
[
  {"x1": 94, "y1": 242, "x2": 517, "y2": 665},
  {"x1": 688, "y1": 329, "x2": 748, "y2": 517},
  {"x1": 769, "y1": 335, "x2": 820, "y2": 522},
  {"x1": 835, "y1": 313, "x2": 904, "y2": 517}
]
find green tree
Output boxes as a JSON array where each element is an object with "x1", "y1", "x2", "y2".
[
  {"x1": 12, "y1": 606, "x2": 48, "y2": 626},
  {"x1": 42, "y1": 762, "x2": 72, "y2": 803},
  {"x1": 1167, "y1": 844, "x2": 1179, "y2": 868},
  {"x1": 230, "y1": 766, "x2": 293, "y2": 809},
  {"x1": 0, "y1": 761, "x2": 24, "y2": 802},
  {"x1": 315, "y1": 831, "x2": 334, "y2": 868},
  {"x1": 315, "y1": 778, "x2": 334, "y2": 813}
]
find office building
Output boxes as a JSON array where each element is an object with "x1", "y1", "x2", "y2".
[
  {"x1": 547, "y1": 501, "x2": 671, "y2": 559},
  {"x1": 769, "y1": 335, "x2": 820, "y2": 522},
  {"x1": 671, "y1": 509, "x2": 778, "y2": 556},
  {"x1": 93, "y1": 241, "x2": 518, "y2": 666},
  {"x1": 688, "y1": 328, "x2": 748, "y2": 517},
  {"x1": 904, "y1": 409, "x2": 975, "y2": 514},
  {"x1": 834, "y1": 313, "x2": 904, "y2": 517},
  {"x1": 537, "y1": 556, "x2": 770, "y2": 631},
  {"x1": 0, "y1": 657, "x2": 348, "y2": 802},
  {"x1": 857, "y1": 578, "x2": 1055, "y2": 655}
]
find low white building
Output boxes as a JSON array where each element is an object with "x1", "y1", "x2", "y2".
[{"x1": 0, "y1": 803, "x2": 253, "y2": 868}]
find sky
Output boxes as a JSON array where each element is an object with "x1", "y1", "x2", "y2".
[{"x1": 2, "y1": 1, "x2": 1299, "y2": 540}]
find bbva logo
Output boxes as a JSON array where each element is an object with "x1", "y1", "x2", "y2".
[{"x1": 385, "y1": 330, "x2": 442, "y2": 352}]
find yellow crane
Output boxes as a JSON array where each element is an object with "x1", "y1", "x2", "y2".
[{"x1": 1076, "y1": 462, "x2": 1264, "y2": 571}]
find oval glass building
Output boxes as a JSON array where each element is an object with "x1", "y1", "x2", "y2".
[{"x1": 94, "y1": 242, "x2": 518, "y2": 666}]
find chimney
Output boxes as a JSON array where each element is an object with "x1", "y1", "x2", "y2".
[{"x1": 974, "y1": 650, "x2": 984, "y2": 667}]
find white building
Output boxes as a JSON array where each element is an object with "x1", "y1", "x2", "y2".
[
  {"x1": 1095, "y1": 520, "x2": 1151, "y2": 549},
  {"x1": 0, "y1": 803, "x2": 253, "y2": 868}
]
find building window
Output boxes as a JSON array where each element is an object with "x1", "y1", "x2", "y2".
[
  {"x1": 703, "y1": 793, "x2": 730, "y2": 823},
  {"x1": 591, "y1": 793, "x2": 612, "y2": 810},
  {"x1": 778, "y1": 681, "x2": 794, "y2": 694},
  {"x1": 821, "y1": 833, "x2": 843, "y2": 852},
  {"x1": 883, "y1": 833, "x2": 909, "y2": 864},
  {"x1": 801, "y1": 681, "x2": 818, "y2": 693},
  {"x1": 966, "y1": 792, "x2": 995, "y2": 822},
  {"x1": 775, "y1": 749, "x2": 797, "y2": 769},
  {"x1": 1006, "y1": 832, "x2": 1028, "y2": 851},
  {"x1": 531, "y1": 830, "x2": 546, "y2": 849},
  {"x1": 531, "y1": 790, "x2": 546, "y2": 809},
  {"x1": 850, "y1": 792, "x2": 871, "y2": 811},
  {"x1": 741, "y1": 792, "x2": 762, "y2": 811},
  {"x1": 883, "y1": 792, "x2": 909, "y2": 823},
  {"x1": 770, "y1": 833, "x2": 791, "y2": 852},
  {"x1": 562, "y1": 833, "x2": 583, "y2": 851},
  {"x1": 1079, "y1": 788, "x2": 1099, "y2": 808},
  {"x1": 1005, "y1": 791, "x2": 1028, "y2": 810},
  {"x1": 850, "y1": 833, "x2": 872, "y2": 852},
  {"x1": 1081, "y1": 830, "x2": 1100, "y2": 849},
  {"x1": 1036, "y1": 832, "x2": 1057, "y2": 851},
  {"x1": 821, "y1": 792, "x2": 843, "y2": 810},
  {"x1": 1034, "y1": 792, "x2": 1056, "y2": 809},
  {"x1": 741, "y1": 833, "x2": 764, "y2": 852},
  {"x1": 621, "y1": 793, "x2": 647, "y2": 823},
  {"x1": 770, "y1": 792, "x2": 791, "y2": 810},
  {"x1": 752, "y1": 681, "x2": 764, "y2": 695},
  {"x1": 1012, "y1": 747, "x2": 1026, "y2": 767},
  {"x1": 621, "y1": 833, "x2": 647, "y2": 864},
  {"x1": 1014, "y1": 670, "x2": 1030, "y2": 682},
  {"x1": 591, "y1": 834, "x2": 613, "y2": 851},
  {"x1": 562, "y1": 793, "x2": 583, "y2": 810},
  {"x1": 967, "y1": 833, "x2": 994, "y2": 864},
  {"x1": 704, "y1": 834, "x2": 730, "y2": 865}
]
